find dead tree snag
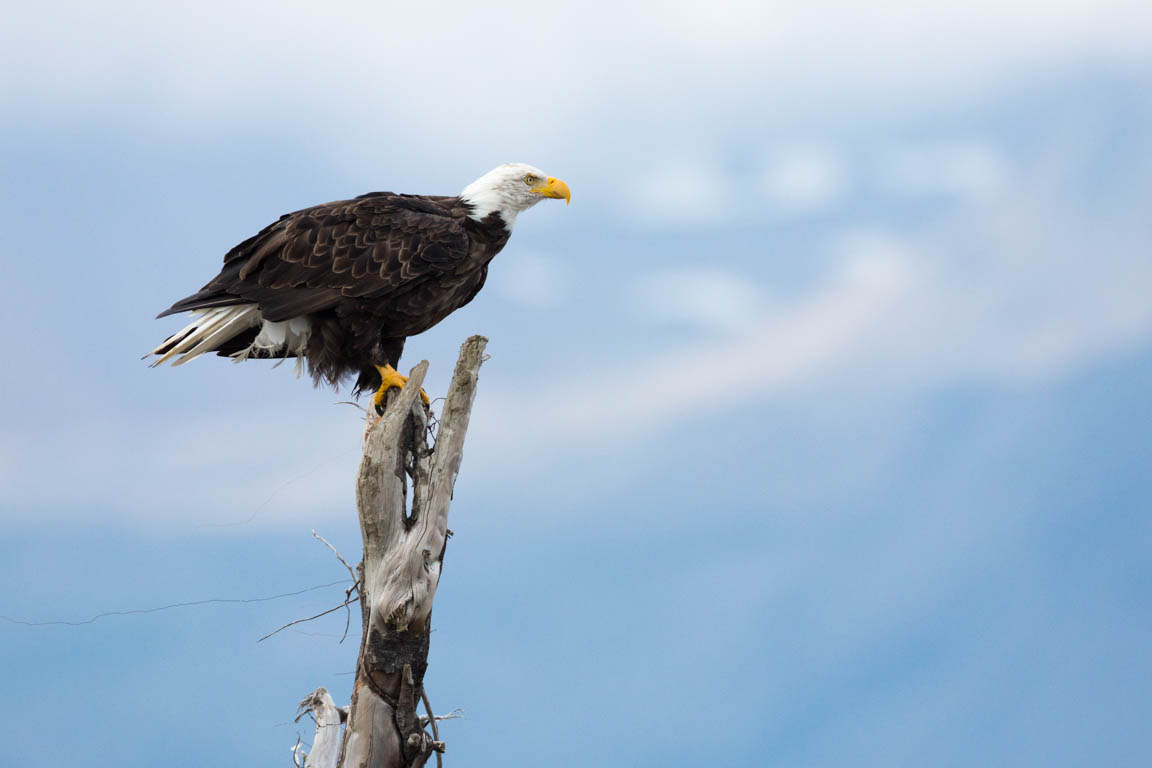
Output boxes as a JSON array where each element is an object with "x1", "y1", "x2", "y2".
[{"x1": 293, "y1": 335, "x2": 487, "y2": 768}]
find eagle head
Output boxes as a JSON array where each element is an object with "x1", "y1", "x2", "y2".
[{"x1": 460, "y1": 163, "x2": 570, "y2": 229}]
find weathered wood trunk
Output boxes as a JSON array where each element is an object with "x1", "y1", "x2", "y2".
[{"x1": 328, "y1": 334, "x2": 488, "y2": 768}]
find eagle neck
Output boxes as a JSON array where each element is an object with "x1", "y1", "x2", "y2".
[
  {"x1": 458, "y1": 199, "x2": 513, "y2": 233},
  {"x1": 458, "y1": 189, "x2": 520, "y2": 231},
  {"x1": 462, "y1": 210, "x2": 513, "y2": 252}
]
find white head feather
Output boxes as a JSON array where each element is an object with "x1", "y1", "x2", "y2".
[{"x1": 459, "y1": 163, "x2": 563, "y2": 229}]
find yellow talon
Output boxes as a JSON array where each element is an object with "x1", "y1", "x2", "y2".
[{"x1": 373, "y1": 364, "x2": 430, "y2": 412}]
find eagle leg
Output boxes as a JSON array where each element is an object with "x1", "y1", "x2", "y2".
[{"x1": 372, "y1": 364, "x2": 431, "y2": 414}]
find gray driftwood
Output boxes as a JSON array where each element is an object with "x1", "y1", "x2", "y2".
[
  {"x1": 295, "y1": 334, "x2": 486, "y2": 768},
  {"x1": 295, "y1": 688, "x2": 347, "y2": 768}
]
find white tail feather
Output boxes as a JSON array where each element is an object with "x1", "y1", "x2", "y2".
[
  {"x1": 172, "y1": 307, "x2": 262, "y2": 366},
  {"x1": 149, "y1": 309, "x2": 235, "y2": 367},
  {"x1": 149, "y1": 305, "x2": 263, "y2": 367}
]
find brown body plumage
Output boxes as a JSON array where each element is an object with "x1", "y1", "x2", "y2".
[{"x1": 155, "y1": 192, "x2": 510, "y2": 394}]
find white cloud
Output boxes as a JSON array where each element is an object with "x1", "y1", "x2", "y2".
[
  {"x1": 831, "y1": 231, "x2": 919, "y2": 296},
  {"x1": 471, "y1": 245, "x2": 916, "y2": 457},
  {"x1": 761, "y1": 145, "x2": 847, "y2": 214},
  {"x1": 629, "y1": 161, "x2": 735, "y2": 225},
  {"x1": 631, "y1": 267, "x2": 764, "y2": 331},
  {"x1": 0, "y1": 406, "x2": 366, "y2": 529},
  {"x1": 5, "y1": 0, "x2": 1148, "y2": 169},
  {"x1": 877, "y1": 141, "x2": 1012, "y2": 203},
  {"x1": 466, "y1": 185, "x2": 1152, "y2": 467}
]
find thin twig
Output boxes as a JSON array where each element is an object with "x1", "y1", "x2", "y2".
[
  {"x1": 291, "y1": 734, "x2": 304, "y2": 768},
  {"x1": 312, "y1": 530, "x2": 358, "y2": 584},
  {"x1": 1, "y1": 579, "x2": 351, "y2": 627},
  {"x1": 340, "y1": 584, "x2": 355, "y2": 644},
  {"x1": 426, "y1": 405, "x2": 443, "y2": 447},
  {"x1": 421, "y1": 687, "x2": 444, "y2": 768},
  {"x1": 260, "y1": 594, "x2": 359, "y2": 644},
  {"x1": 200, "y1": 399, "x2": 365, "y2": 529},
  {"x1": 257, "y1": 596, "x2": 360, "y2": 643},
  {"x1": 312, "y1": 529, "x2": 361, "y2": 644},
  {"x1": 198, "y1": 455, "x2": 350, "y2": 528},
  {"x1": 287, "y1": 628, "x2": 345, "y2": 639}
]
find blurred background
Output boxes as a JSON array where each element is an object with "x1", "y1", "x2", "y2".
[{"x1": 2, "y1": 1, "x2": 1150, "y2": 765}]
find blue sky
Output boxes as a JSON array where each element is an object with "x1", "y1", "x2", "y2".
[{"x1": 2, "y1": 2, "x2": 1151, "y2": 766}]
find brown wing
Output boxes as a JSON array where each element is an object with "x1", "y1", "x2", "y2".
[{"x1": 157, "y1": 194, "x2": 471, "y2": 322}]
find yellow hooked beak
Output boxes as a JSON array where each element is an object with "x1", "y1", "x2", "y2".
[{"x1": 532, "y1": 176, "x2": 571, "y2": 204}]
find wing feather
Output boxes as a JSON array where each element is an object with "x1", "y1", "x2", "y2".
[{"x1": 157, "y1": 195, "x2": 472, "y2": 323}]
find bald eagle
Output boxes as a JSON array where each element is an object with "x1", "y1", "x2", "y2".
[{"x1": 148, "y1": 163, "x2": 570, "y2": 408}]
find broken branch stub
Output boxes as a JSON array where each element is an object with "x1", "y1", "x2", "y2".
[{"x1": 297, "y1": 688, "x2": 344, "y2": 768}]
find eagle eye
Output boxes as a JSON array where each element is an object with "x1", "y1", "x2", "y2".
[{"x1": 524, "y1": 174, "x2": 538, "y2": 185}]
